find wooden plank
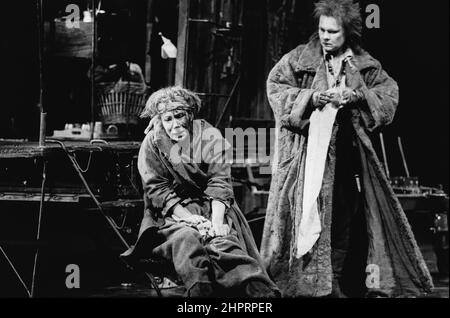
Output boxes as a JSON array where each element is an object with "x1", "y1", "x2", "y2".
[
  {"x1": 0, "y1": 186, "x2": 88, "y2": 195},
  {"x1": 145, "y1": 0, "x2": 154, "y2": 83},
  {"x1": 175, "y1": 0, "x2": 190, "y2": 86},
  {"x1": 0, "y1": 192, "x2": 81, "y2": 203},
  {"x1": 100, "y1": 199, "x2": 143, "y2": 209},
  {"x1": 0, "y1": 141, "x2": 142, "y2": 159}
]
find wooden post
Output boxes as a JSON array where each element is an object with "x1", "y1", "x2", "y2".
[
  {"x1": 379, "y1": 133, "x2": 390, "y2": 179},
  {"x1": 175, "y1": 0, "x2": 190, "y2": 86},
  {"x1": 398, "y1": 137, "x2": 411, "y2": 178},
  {"x1": 90, "y1": 0, "x2": 97, "y2": 141},
  {"x1": 37, "y1": 0, "x2": 46, "y2": 147},
  {"x1": 144, "y1": 0, "x2": 154, "y2": 84}
]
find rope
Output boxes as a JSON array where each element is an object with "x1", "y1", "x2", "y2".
[
  {"x1": 0, "y1": 245, "x2": 31, "y2": 297},
  {"x1": 73, "y1": 151, "x2": 94, "y2": 173},
  {"x1": 31, "y1": 160, "x2": 47, "y2": 297}
]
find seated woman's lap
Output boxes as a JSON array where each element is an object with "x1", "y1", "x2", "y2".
[
  {"x1": 152, "y1": 219, "x2": 206, "y2": 259},
  {"x1": 148, "y1": 219, "x2": 276, "y2": 296},
  {"x1": 151, "y1": 220, "x2": 211, "y2": 290}
]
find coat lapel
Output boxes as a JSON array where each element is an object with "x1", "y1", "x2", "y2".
[{"x1": 295, "y1": 40, "x2": 323, "y2": 73}]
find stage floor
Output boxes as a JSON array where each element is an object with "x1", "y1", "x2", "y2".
[{"x1": 67, "y1": 244, "x2": 450, "y2": 299}]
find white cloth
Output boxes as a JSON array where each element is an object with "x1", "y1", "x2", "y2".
[
  {"x1": 295, "y1": 102, "x2": 339, "y2": 258},
  {"x1": 295, "y1": 50, "x2": 353, "y2": 258}
]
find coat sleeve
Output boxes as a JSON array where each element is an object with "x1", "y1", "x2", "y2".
[
  {"x1": 267, "y1": 47, "x2": 316, "y2": 129},
  {"x1": 357, "y1": 62, "x2": 399, "y2": 131},
  {"x1": 138, "y1": 134, "x2": 182, "y2": 217},
  {"x1": 201, "y1": 126, "x2": 234, "y2": 208}
]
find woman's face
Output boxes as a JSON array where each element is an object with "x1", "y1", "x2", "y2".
[
  {"x1": 318, "y1": 15, "x2": 346, "y2": 54},
  {"x1": 160, "y1": 109, "x2": 190, "y2": 141}
]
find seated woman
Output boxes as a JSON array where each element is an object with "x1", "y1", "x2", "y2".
[{"x1": 123, "y1": 86, "x2": 280, "y2": 298}]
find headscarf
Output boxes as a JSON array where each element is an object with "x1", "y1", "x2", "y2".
[{"x1": 141, "y1": 86, "x2": 202, "y2": 134}]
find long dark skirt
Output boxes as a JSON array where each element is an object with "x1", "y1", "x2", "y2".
[{"x1": 151, "y1": 217, "x2": 279, "y2": 297}]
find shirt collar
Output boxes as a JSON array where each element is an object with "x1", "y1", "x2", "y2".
[{"x1": 324, "y1": 47, "x2": 354, "y2": 61}]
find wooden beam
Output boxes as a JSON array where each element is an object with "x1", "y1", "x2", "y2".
[
  {"x1": 36, "y1": 0, "x2": 46, "y2": 146},
  {"x1": 90, "y1": 0, "x2": 97, "y2": 141},
  {"x1": 175, "y1": 0, "x2": 189, "y2": 86},
  {"x1": 145, "y1": 0, "x2": 154, "y2": 84}
]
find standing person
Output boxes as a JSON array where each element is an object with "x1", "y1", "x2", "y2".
[
  {"x1": 122, "y1": 86, "x2": 280, "y2": 298},
  {"x1": 260, "y1": 0, "x2": 433, "y2": 297}
]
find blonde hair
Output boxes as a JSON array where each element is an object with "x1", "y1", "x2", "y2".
[{"x1": 140, "y1": 86, "x2": 202, "y2": 119}]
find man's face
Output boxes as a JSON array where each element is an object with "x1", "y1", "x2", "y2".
[{"x1": 318, "y1": 16, "x2": 345, "y2": 53}]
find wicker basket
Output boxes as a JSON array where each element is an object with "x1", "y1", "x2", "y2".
[{"x1": 97, "y1": 78, "x2": 149, "y2": 125}]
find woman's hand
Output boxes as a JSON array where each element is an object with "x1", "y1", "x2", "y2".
[
  {"x1": 183, "y1": 214, "x2": 209, "y2": 225},
  {"x1": 210, "y1": 223, "x2": 231, "y2": 237},
  {"x1": 210, "y1": 200, "x2": 230, "y2": 237},
  {"x1": 172, "y1": 204, "x2": 207, "y2": 225},
  {"x1": 340, "y1": 88, "x2": 356, "y2": 106},
  {"x1": 312, "y1": 91, "x2": 333, "y2": 109},
  {"x1": 324, "y1": 89, "x2": 342, "y2": 107},
  {"x1": 340, "y1": 88, "x2": 364, "y2": 107}
]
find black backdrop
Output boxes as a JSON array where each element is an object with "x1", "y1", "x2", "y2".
[
  {"x1": 1, "y1": 0, "x2": 448, "y2": 190},
  {"x1": 358, "y1": 0, "x2": 449, "y2": 190}
]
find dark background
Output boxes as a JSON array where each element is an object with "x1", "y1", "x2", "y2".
[
  {"x1": 359, "y1": 0, "x2": 449, "y2": 191},
  {"x1": 0, "y1": 0, "x2": 448, "y2": 190},
  {"x1": 0, "y1": 0, "x2": 448, "y2": 298}
]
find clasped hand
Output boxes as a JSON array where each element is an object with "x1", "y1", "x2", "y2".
[
  {"x1": 312, "y1": 87, "x2": 357, "y2": 109},
  {"x1": 173, "y1": 209, "x2": 230, "y2": 238}
]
